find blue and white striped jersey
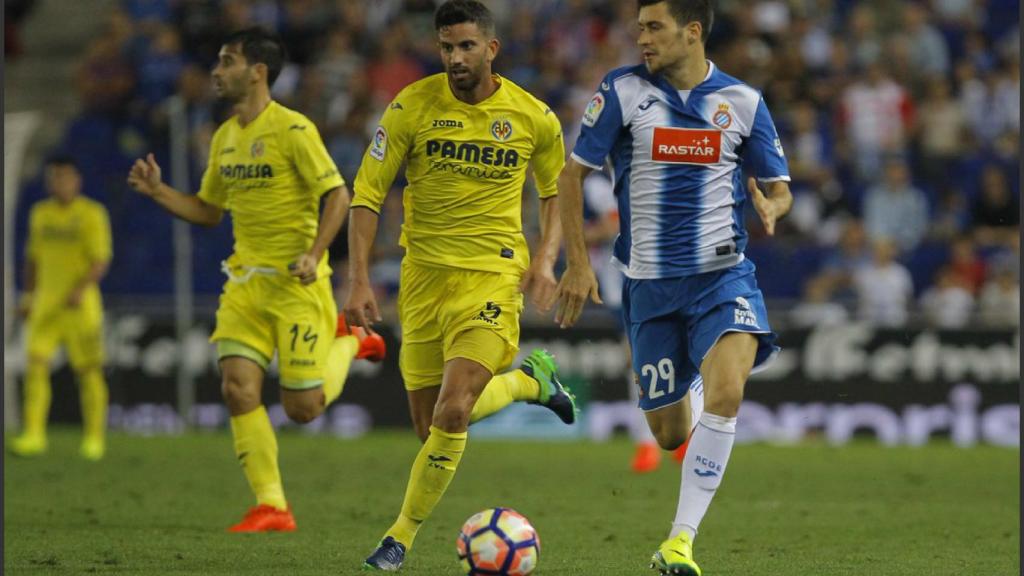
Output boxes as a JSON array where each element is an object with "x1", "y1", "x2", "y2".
[{"x1": 571, "y1": 61, "x2": 790, "y2": 279}]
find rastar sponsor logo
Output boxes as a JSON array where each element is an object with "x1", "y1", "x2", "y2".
[{"x1": 651, "y1": 127, "x2": 721, "y2": 164}]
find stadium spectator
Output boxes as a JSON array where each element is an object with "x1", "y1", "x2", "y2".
[
  {"x1": 913, "y1": 76, "x2": 965, "y2": 188},
  {"x1": 947, "y1": 236, "x2": 987, "y2": 295},
  {"x1": 863, "y1": 157, "x2": 929, "y2": 252},
  {"x1": 75, "y1": 36, "x2": 135, "y2": 114},
  {"x1": 920, "y1": 266, "x2": 975, "y2": 328},
  {"x1": 978, "y1": 257, "x2": 1021, "y2": 327},
  {"x1": 971, "y1": 163, "x2": 1020, "y2": 246},
  {"x1": 839, "y1": 61, "x2": 913, "y2": 181},
  {"x1": 902, "y1": 3, "x2": 950, "y2": 77},
  {"x1": 791, "y1": 276, "x2": 850, "y2": 329},
  {"x1": 854, "y1": 240, "x2": 914, "y2": 327}
]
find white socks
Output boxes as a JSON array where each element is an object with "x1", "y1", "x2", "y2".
[{"x1": 670, "y1": 412, "x2": 737, "y2": 540}]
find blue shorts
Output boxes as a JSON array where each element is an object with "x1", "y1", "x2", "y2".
[{"x1": 622, "y1": 258, "x2": 779, "y2": 412}]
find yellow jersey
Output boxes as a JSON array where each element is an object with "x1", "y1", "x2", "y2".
[
  {"x1": 198, "y1": 101, "x2": 345, "y2": 275},
  {"x1": 352, "y1": 73, "x2": 565, "y2": 275},
  {"x1": 26, "y1": 196, "x2": 111, "y2": 311}
]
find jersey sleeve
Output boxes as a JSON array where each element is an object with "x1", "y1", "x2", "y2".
[
  {"x1": 352, "y1": 93, "x2": 417, "y2": 213},
  {"x1": 570, "y1": 74, "x2": 625, "y2": 171},
  {"x1": 744, "y1": 97, "x2": 790, "y2": 181},
  {"x1": 530, "y1": 107, "x2": 565, "y2": 198},
  {"x1": 286, "y1": 118, "x2": 346, "y2": 197},
  {"x1": 84, "y1": 204, "x2": 113, "y2": 263},
  {"x1": 197, "y1": 129, "x2": 228, "y2": 208}
]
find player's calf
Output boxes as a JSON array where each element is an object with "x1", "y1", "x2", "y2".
[{"x1": 280, "y1": 389, "x2": 325, "y2": 423}]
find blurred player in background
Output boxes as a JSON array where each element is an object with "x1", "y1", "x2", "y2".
[
  {"x1": 128, "y1": 27, "x2": 384, "y2": 533},
  {"x1": 10, "y1": 155, "x2": 112, "y2": 461},
  {"x1": 556, "y1": 1, "x2": 792, "y2": 573},
  {"x1": 346, "y1": 1, "x2": 575, "y2": 570}
]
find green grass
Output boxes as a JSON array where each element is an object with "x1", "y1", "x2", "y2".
[{"x1": 4, "y1": 429, "x2": 1019, "y2": 575}]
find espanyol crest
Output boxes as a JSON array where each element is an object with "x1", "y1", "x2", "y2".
[
  {"x1": 491, "y1": 118, "x2": 513, "y2": 142},
  {"x1": 712, "y1": 103, "x2": 732, "y2": 130}
]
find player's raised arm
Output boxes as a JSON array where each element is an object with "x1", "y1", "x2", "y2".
[
  {"x1": 127, "y1": 153, "x2": 223, "y2": 227},
  {"x1": 554, "y1": 158, "x2": 602, "y2": 328}
]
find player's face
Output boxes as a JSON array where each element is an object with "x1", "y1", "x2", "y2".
[
  {"x1": 45, "y1": 164, "x2": 81, "y2": 203},
  {"x1": 438, "y1": 23, "x2": 499, "y2": 93},
  {"x1": 212, "y1": 44, "x2": 254, "y2": 102},
  {"x1": 638, "y1": 2, "x2": 701, "y2": 74}
]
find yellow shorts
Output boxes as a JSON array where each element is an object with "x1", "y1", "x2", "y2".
[
  {"x1": 398, "y1": 259, "x2": 523, "y2": 390},
  {"x1": 26, "y1": 301, "x2": 105, "y2": 370},
  {"x1": 211, "y1": 270, "x2": 337, "y2": 389}
]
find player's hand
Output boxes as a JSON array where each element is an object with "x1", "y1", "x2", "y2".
[
  {"x1": 343, "y1": 279, "x2": 381, "y2": 334},
  {"x1": 520, "y1": 263, "x2": 558, "y2": 313},
  {"x1": 554, "y1": 265, "x2": 602, "y2": 329},
  {"x1": 127, "y1": 153, "x2": 163, "y2": 197},
  {"x1": 748, "y1": 177, "x2": 782, "y2": 236},
  {"x1": 66, "y1": 287, "x2": 84, "y2": 308},
  {"x1": 288, "y1": 253, "x2": 318, "y2": 285}
]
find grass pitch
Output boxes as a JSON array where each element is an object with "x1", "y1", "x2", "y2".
[{"x1": 4, "y1": 429, "x2": 1019, "y2": 575}]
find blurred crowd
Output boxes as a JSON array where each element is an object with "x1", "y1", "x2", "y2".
[{"x1": 13, "y1": 0, "x2": 1021, "y2": 328}]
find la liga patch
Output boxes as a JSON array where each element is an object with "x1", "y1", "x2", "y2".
[
  {"x1": 582, "y1": 93, "x2": 605, "y2": 127},
  {"x1": 369, "y1": 126, "x2": 387, "y2": 161}
]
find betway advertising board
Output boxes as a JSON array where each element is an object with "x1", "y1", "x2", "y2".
[{"x1": 5, "y1": 313, "x2": 1018, "y2": 446}]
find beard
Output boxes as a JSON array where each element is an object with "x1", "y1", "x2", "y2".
[{"x1": 447, "y1": 64, "x2": 481, "y2": 92}]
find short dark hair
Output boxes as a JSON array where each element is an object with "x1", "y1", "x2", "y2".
[
  {"x1": 222, "y1": 27, "x2": 288, "y2": 85},
  {"x1": 45, "y1": 153, "x2": 80, "y2": 171},
  {"x1": 638, "y1": 0, "x2": 714, "y2": 43},
  {"x1": 434, "y1": 0, "x2": 496, "y2": 37}
]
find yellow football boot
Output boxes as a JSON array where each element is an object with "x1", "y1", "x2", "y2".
[{"x1": 650, "y1": 532, "x2": 702, "y2": 575}]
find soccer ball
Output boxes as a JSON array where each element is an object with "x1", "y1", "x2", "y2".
[{"x1": 456, "y1": 507, "x2": 540, "y2": 576}]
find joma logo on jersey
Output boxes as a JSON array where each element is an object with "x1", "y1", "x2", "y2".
[
  {"x1": 432, "y1": 119, "x2": 464, "y2": 128},
  {"x1": 651, "y1": 127, "x2": 722, "y2": 165},
  {"x1": 425, "y1": 140, "x2": 520, "y2": 167},
  {"x1": 219, "y1": 163, "x2": 274, "y2": 179}
]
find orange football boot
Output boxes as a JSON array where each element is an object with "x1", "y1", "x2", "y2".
[
  {"x1": 631, "y1": 442, "x2": 662, "y2": 473},
  {"x1": 227, "y1": 505, "x2": 297, "y2": 533},
  {"x1": 336, "y1": 313, "x2": 386, "y2": 362}
]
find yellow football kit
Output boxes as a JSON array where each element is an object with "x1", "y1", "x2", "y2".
[
  {"x1": 353, "y1": 73, "x2": 565, "y2": 388},
  {"x1": 25, "y1": 196, "x2": 111, "y2": 368},
  {"x1": 198, "y1": 101, "x2": 346, "y2": 388}
]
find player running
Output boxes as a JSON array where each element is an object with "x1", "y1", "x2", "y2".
[
  {"x1": 10, "y1": 155, "x2": 112, "y2": 461},
  {"x1": 347, "y1": 1, "x2": 576, "y2": 570},
  {"x1": 127, "y1": 27, "x2": 384, "y2": 533},
  {"x1": 555, "y1": 1, "x2": 792, "y2": 574}
]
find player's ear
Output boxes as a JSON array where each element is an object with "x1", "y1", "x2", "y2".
[
  {"x1": 688, "y1": 22, "x2": 702, "y2": 45},
  {"x1": 487, "y1": 37, "x2": 500, "y2": 64},
  {"x1": 251, "y1": 62, "x2": 267, "y2": 85}
]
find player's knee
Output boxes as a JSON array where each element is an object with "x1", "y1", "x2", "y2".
[
  {"x1": 432, "y1": 398, "x2": 473, "y2": 432},
  {"x1": 705, "y1": 378, "x2": 744, "y2": 417},
  {"x1": 221, "y1": 377, "x2": 260, "y2": 412},
  {"x1": 653, "y1": 427, "x2": 688, "y2": 451}
]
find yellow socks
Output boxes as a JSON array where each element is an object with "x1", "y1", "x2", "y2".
[
  {"x1": 323, "y1": 335, "x2": 359, "y2": 406},
  {"x1": 386, "y1": 425, "x2": 468, "y2": 549},
  {"x1": 21, "y1": 361, "x2": 51, "y2": 440},
  {"x1": 78, "y1": 368, "x2": 108, "y2": 442},
  {"x1": 230, "y1": 406, "x2": 287, "y2": 510},
  {"x1": 469, "y1": 369, "x2": 540, "y2": 423}
]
